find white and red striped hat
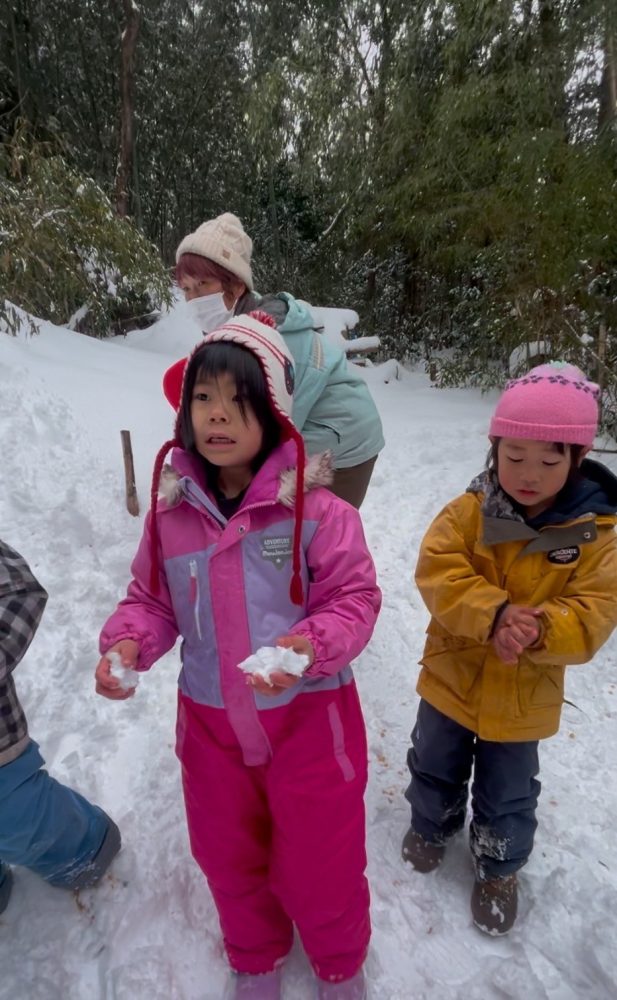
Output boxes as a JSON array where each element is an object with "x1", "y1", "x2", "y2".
[
  {"x1": 162, "y1": 311, "x2": 296, "y2": 423},
  {"x1": 150, "y1": 312, "x2": 306, "y2": 604}
]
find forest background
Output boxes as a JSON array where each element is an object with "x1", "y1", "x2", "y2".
[{"x1": 1, "y1": 1, "x2": 616, "y2": 416}]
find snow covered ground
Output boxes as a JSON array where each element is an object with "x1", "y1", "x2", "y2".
[{"x1": 1, "y1": 305, "x2": 616, "y2": 999}]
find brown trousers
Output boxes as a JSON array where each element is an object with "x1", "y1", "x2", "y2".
[{"x1": 329, "y1": 456, "x2": 378, "y2": 509}]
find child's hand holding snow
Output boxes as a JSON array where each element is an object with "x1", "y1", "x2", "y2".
[
  {"x1": 238, "y1": 635, "x2": 314, "y2": 697},
  {"x1": 238, "y1": 645, "x2": 309, "y2": 684},
  {"x1": 95, "y1": 639, "x2": 140, "y2": 701},
  {"x1": 107, "y1": 651, "x2": 140, "y2": 691}
]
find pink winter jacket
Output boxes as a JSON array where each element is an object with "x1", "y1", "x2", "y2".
[{"x1": 100, "y1": 441, "x2": 381, "y2": 765}]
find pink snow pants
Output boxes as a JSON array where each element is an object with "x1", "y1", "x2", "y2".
[{"x1": 176, "y1": 683, "x2": 370, "y2": 981}]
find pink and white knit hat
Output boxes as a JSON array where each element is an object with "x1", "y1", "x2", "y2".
[
  {"x1": 490, "y1": 362, "x2": 600, "y2": 446},
  {"x1": 151, "y1": 312, "x2": 306, "y2": 605}
]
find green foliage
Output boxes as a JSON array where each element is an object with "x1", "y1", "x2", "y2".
[
  {"x1": 0, "y1": 130, "x2": 171, "y2": 337},
  {"x1": 339, "y1": 249, "x2": 425, "y2": 363},
  {"x1": 1, "y1": 0, "x2": 616, "y2": 389},
  {"x1": 365, "y1": 0, "x2": 617, "y2": 386}
]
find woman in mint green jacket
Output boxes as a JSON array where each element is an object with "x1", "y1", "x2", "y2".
[{"x1": 174, "y1": 212, "x2": 384, "y2": 508}]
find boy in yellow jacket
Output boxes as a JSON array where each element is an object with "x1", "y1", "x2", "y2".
[{"x1": 402, "y1": 363, "x2": 617, "y2": 934}]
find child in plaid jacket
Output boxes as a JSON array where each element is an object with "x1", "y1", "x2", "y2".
[{"x1": 0, "y1": 539, "x2": 121, "y2": 913}]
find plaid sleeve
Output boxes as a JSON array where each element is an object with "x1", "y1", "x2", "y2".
[{"x1": 0, "y1": 540, "x2": 48, "y2": 683}]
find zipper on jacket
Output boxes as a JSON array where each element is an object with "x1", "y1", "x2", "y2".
[
  {"x1": 227, "y1": 499, "x2": 282, "y2": 522},
  {"x1": 189, "y1": 559, "x2": 203, "y2": 640}
]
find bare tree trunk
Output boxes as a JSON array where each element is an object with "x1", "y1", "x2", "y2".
[
  {"x1": 597, "y1": 320, "x2": 607, "y2": 424},
  {"x1": 114, "y1": 0, "x2": 140, "y2": 217},
  {"x1": 245, "y1": 5, "x2": 282, "y2": 286},
  {"x1": 366, "y1": 267, "x2": 376, "y2": 335},
  {"x1": 9, "y1": 7, "x2": 25, "y2": 115},
  {"x1": 267, "y1": 163, "x2": 282, "y2": 287},
  {"x1": 132, "y1": 133, "x2": 143, "y2": 229},
  {"x1": 538, "y1": 0, "x2": 566, "y2": 126},
  {"x1": 77, "y1": 22, "x2": 104, "y2": 166},
  {"x1": 599, "y1": 19, "x2": 617, "y2": 131}
]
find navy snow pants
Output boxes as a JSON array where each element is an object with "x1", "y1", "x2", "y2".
[{"x1": 405, "y1": 699, "x2": 540, "y2": 879}]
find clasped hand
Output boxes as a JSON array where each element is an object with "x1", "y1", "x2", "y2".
[{"x1": 492, "y1": 605, "x2": 543, "y2": 665}]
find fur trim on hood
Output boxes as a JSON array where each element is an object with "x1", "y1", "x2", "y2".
[
  {"x1": 159, "y1": 464, "x2": 185, "y2": 506},
  {"x1": 278, "y1": 451, "x2": 334, "y2": 507},
  {"x1": 467, "y1": 469, "x2": 526, "y2": 523},
  {"x1": 159, "y1": 451, "x2": 334, "y2": 509}
]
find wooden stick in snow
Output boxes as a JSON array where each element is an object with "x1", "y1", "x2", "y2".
[{"x1": 121, "y1": 430, "x2": 140, "y2": 516}]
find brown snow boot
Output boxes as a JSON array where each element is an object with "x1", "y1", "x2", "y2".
[
  {"x1": 471, "y1": 874, "x2": 518, "y2": 935},
  {"x1": 401, "y1": 827, "x2": 445, "y2": 873}
]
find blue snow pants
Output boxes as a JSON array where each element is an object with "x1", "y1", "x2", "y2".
[
  {"x1": 405, "y1": 699, "x2": 540, "y2": 880},
  {"x1": 0, "y1": 740, "x2": 110, "y2": 886}
]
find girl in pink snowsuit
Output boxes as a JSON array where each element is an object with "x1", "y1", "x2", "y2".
[{"x1": 95, "y1": 313, "x2": 381, "y2": 1000}]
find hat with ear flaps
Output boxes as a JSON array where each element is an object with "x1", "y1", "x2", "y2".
[{"x1": 150, "y1": 311, "x2": 307, "y2": 605}]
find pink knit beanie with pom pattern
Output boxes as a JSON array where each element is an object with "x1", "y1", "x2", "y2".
[{"x1": 490, "y1": 362, "x2": 600, "y2": 446}]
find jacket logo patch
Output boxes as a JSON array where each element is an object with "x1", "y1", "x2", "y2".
[
  {"x1": 261, "y1": 535, "x2": 292, "y2": 569},
  {"x1": 547, "y1": 546, "x2": 580, "y2": 564}
]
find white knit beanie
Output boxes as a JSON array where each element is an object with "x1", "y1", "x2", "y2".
[{"x1": 175, "y1": 212, "x2": 253, "y2": 290}]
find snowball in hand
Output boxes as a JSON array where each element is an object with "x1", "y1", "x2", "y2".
[
  {"x1": 107, "y1": 650, "x2": 140, "y2": 690},
  {"x1": 238, "y1": 646, "x2": 309, "y2": 686}
]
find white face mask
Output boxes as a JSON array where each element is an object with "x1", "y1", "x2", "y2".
[{"x1": 185, "y1": 293, "x2": 234, "y2": 333}]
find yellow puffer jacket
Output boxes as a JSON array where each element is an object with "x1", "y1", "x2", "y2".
[{"x1": 415, "y1": 471, "x2": 617, "y2": 741}]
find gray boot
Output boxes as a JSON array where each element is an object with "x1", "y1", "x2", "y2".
[{"x1": 48, "y1": 815, "x2": 121, "y2": 890}]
